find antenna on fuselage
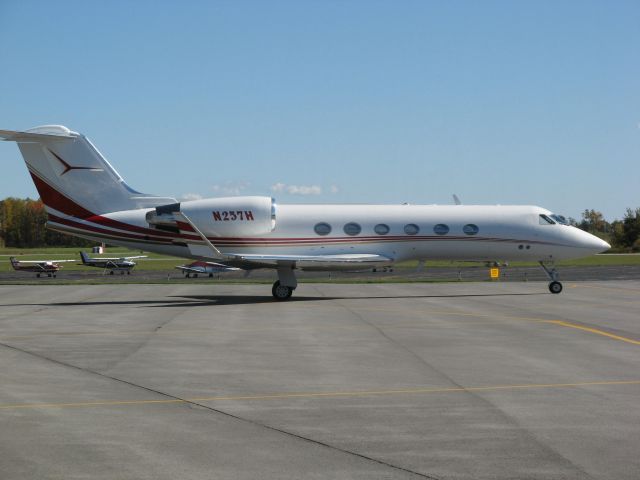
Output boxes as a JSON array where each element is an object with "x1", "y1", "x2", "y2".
[{"x1": 452, "y1": 194, "x2": 462, "y2": 205}]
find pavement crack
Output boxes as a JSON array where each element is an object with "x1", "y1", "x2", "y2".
[{"x1": 0, "y1": 340, "x2": 438, "y2": 480}]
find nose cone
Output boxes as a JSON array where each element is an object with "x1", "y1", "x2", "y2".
[{"x1": 577, "y1": 230, "x2": 611, "y2": 254}]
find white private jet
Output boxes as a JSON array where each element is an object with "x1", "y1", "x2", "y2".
[{"x1": 0, "y1": 125, "x2": 610, "y2": 299}]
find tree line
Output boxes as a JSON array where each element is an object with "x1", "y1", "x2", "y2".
[
  {"x1": 0, "y1": 197, "x2": 92, "y2": 248},
  {"x1": 1, "y1": 197, "x2": 639, "y2": 251}
]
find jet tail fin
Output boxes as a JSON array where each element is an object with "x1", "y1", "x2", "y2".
[{"x1": 1, "y1": 125, "x2": 176, "y2": 217}]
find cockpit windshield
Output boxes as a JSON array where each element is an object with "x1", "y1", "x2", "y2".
[
  {"x1": 550, "y1": 214, "x2": 569, "y2": 225},
  {"x1": 539, "y1": 214, "x2": 555, "y2": 225},
  {"x1": 539, "y1": 213, "x2": 569, "y2": 225}
]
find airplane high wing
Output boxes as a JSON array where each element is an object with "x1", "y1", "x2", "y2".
[
  {"x1": 2, "y1": 125, "x2": 611, "y2": 299},
  {"x1": 15, "y1": 259, "x2": 76, "y2": 264}
]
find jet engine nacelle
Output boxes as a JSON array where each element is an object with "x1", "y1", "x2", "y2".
[{"x1": 147, "y1": 196, "x2": 276, "y2": 237}]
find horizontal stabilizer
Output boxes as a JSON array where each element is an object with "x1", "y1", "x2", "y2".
[{"x1": 0, "y1": 128, "x2": 75, "y2": 142}]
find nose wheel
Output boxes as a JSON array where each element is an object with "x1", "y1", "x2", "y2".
[
  {"x1": 272, "y1": 281, "x2": 293, "y2": 300},
  {"x1": 548, "y1": 281, "x2": 563, "y2": 294},
  {"x1": 539, "y1": 261, "x2": 563, "y2": 294}
]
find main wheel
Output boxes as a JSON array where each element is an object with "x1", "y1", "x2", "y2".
[
  {"x1": 272, "y1": 281, "x2": 293, "y2": 300},
  {"x1": 127, "y1": 271, "x2": 131, "y2": 275},
  {"x1": 53, "y1": 274, "x2": 57, "y2": 278},
  {"x1": 549, "y1": 281, "x2": 563, "y2": 294},
  {"x1": 36, "y1": 274, "x2": 40, "y2": 278},
  {"x1": 110, "y1": 271, "x2": 114, "y2": 275}
]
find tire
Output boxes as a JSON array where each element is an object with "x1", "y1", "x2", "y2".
[
  {"x1": 549, "y1": 281, "x2": 563, "y2": 294},
  {"x1": 272, "y1": 281, "x2": 293, "y2": 300},
  {"x1": 110, "y1": 271, "x2": 114, "y2": 275},
  {"x1": 37, "y1": 274, "x2": 40, "y2": 278}
]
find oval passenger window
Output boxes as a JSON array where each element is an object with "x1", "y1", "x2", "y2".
[
  {"x1": 314, "y1": 222, "x2": 332, "y2": 236},
  {"x1": 374, "y1": 224, "x2": 390, "y2": 235},
  {"x1": 404, "y1": 224, "x2": 419, "y2": 235},
  {"x1": 343, "y1": 222, "x2": 362, "y2": 236},
  {"x1": 463, "y1": 224, "x2": 479, "y2": 235}
]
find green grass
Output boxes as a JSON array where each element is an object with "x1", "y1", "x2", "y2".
[
  {"x1": 2, "y1": 246, "x2": 639, "y2": 276},
  {"x1": 0, "y1": 247, "x2": 182, "y2": 272}
]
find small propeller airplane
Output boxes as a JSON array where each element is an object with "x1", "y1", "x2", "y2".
[
  {"x1": 79, "y1": 251, "x2": 147, "y2": 275},
  {"x1": 9, "y1": 256, "x2": 75, "y2": 277},
  {"x1": 175, "y1": 261, "x2": 241, "y2": 278},
  {"x1": 1, "y1": 125, "x2": 611, "y2": 299}
]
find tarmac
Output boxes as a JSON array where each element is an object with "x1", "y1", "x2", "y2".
[{"x1": 0, "y1": 281, "x2": 639, "y2": 479}]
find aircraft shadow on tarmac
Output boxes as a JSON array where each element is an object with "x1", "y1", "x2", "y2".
[{"x1": 0, "y1": 292, "x2": 545, "y2": 308}]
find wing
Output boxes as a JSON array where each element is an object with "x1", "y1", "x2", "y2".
[
  {"x1": 227, "y1": 253, "x2": 393, "y2": 270},
  {"x1": 175, "y1": 265, "x2": 204, "y2": 273},
  {"x1": 204, "y1": 261, "x2": 240, "y2": 270},
  {"x1": 15, "y1": 259, "x2": 75, "y2": 264},
  {"x1": 230, "y1": 253, "x2": 391, "y2": 263},
  {"x1": 124, "y1": 256, "x2": 147, "y2": 260}
]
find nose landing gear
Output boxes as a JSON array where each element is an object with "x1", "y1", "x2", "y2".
[{"x1": 539, "y1": 261, "x2": 563, "y2": 294}]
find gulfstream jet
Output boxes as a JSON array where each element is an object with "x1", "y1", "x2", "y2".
[{"x1": 0, "y1": 125, "x2": 610, "y2": 299}]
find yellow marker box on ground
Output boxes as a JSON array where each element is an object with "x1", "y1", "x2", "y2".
[{"x1": 490, "y1": 268, "x2": 500, "y2": 279}]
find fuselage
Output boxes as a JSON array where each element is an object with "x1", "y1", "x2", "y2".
[{"x1": 50, "y1": 203, "x2": 609, "y2": 267}]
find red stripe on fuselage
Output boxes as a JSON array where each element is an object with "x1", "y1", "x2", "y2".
[{"x1": 30, "y1": 171, "x2": 94, "y2": 219}]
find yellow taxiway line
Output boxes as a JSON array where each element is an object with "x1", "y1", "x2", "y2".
[
  {"x1": 0, "y1": 379, "x2": 639, "y2": 411},
  {"x1": 545, "y1": 320, "x2": 640, "y2": 346}
]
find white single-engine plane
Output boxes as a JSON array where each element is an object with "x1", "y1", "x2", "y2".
[
  {"x1": 79, "y1": 251, "x2": 146, "y2": 275},
  {"x1": 1, "y1": 125, "x2": 610, "y2": 299},
  {"x1": 9, "y1": 256, "x2": 75, "y2": 278},
  {"x1": 175, "y1": 261, "x2": 241, "y2": 278}
]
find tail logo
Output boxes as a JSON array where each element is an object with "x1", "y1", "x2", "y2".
[{"x1": 48, "y1": 149, "x2": 104, "y2": 176}]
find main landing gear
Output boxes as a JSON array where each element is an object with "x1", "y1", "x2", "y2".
[
  {"x1": 272, "y1": 281, "x2": 293, "y2": 300},
  {"x1": 272, "y1": 264, "x2": 297, "y2": 301},
  {"x1": 539, "y1": 261, "x2": 563, "y2": 294}
]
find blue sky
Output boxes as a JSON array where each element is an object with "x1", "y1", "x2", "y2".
[{"x1": 0, "y1": 0, "x2": 638, "y2": 221}]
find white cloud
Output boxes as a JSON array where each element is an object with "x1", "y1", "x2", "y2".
[
  {"x1": 271, "y1": 183, "x2": 322, "y2": 195},
  {"x1": 271, "y1": 182, "x2": 286, "y2": 193},
  {"x1": 212, "y1": 181, "x2": 250, "y2": 196},
  {"x1": 180, "y1": 193, "x2": 203, "y2": 201}
]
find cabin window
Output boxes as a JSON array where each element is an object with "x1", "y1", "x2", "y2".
[
  {"x1": 433, "y1": 224, "x2": 449, "y2": 235},
  {"x1": 404, "y1": 223, "x2": 419, "y2": 235},
  {"x1": 314, "y1": 222, "x2": 332, "y2": 235},
  {"x1": 374, "y1": 223, "x2": 390, "y2": 235},
  {"x1": 463, "y1": 224, "x2": 479, "y2": 235},
  {"x1": 343, "y1": 222, "x2": 362, "y2": 236},
  {"x1": 539, "y1": 214, "x2": 555, "y2": 225}
]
